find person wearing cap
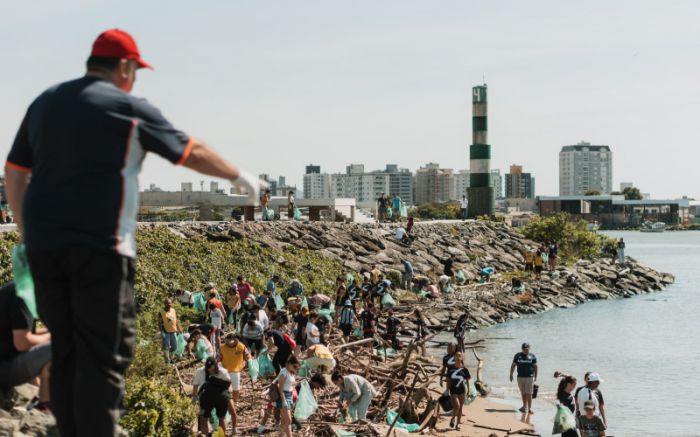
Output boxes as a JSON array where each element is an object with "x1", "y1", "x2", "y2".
[
  {"x1": 336, "y1": 300, "x2": 358, "y2": 343},
  {"x1": 576, "y1": 400, "x2": 606, "y2": 436},
  {"x1": 219, "y1": 333, "x2": 250, "y2": 434},
  {"x1": 192, "y1": 357, "x2": 231, "y2": 436},
  {"x1": 576, "y1": 372, "x2": 606, "y2": 426},
  {"x1": 510, "y1": 342, "x2": 538, "y2": 414},
  {"x1": 4, "y1": 28, "x2": 266, "y2": 436}
]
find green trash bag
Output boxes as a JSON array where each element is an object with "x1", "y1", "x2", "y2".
[
  {"x1": 248, "y1": 357, "x2": 260, "y2": 381},
  {"x1": 465, "y1": 380, "x2": 478, "y2": 405},
  {"x1": 11, "y1": 245, "x2": 38, "y2": 318},
  {"x1": 386, "y1": 409, "x2": 419, "y2": 432},
  {"x1": 345, "y1": 273, "x2": 354, "y2": 288},
  {"x1": 298, "y1": 360, "x2": 311, "y2": 377},
  {"x1": 455, "y1": 270, "x2": 466, "y2": 285},
  {"x1": 274, "y1": 294, "x2": 285, "y2": 310},
  {"x1": 301, "y1": 296, "x2": 309, "y2": 309},
  {"x1": 258, "y1": 349, "x2": 276, "y2": 378},
  {"x1": 210, "y1": 411, "x2": 230, "y2": 432},
  {"x1": 386, "y1": 208, "x2": 393, "y2": 218},
  {"x1": 375, "y1": 347, "x2": 397, "y2": 358},
  {"x1": 293, "y1": 208, "x2": 302, "y2": 220},
  {"x1": 294, "y1": 381, "x2": 318, "y2": 421},
  {"x1": 196, "y1": 339, "x2": 213, "y2": 362},
  {"x1": 381, "y1": 293, "x2": 396, "y2": 308},
  {"x1": 174, "y1": 333, "x2": 187, "y2": 357},
  {"x1": 352, "y1": 327, "x2": 363, "y2": 337},
  {"x1": 552, "y1": 404, "x2": 576, "y2": 434},
  {"x1": 193, "y1": 292, "x2": 207, "y2": 313},
  {"x1": 265, "y1": 208, "x2": 275, "y2": 220}
]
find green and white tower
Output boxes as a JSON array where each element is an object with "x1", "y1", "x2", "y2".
[{"x1": 467, "y1": 84, "x2": 494, "y2": 217}]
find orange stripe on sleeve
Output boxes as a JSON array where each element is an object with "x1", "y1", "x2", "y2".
[
  {"x1": 176, "y1": 137, "x2": 195, "y2": 166},
  {"x1": 5, "y1": 161, "x2": 32, "y2": 173}
]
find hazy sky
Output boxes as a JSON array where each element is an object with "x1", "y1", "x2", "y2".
[{"x1": 2, "y1": 1, "x2": 699, "y2": 198}]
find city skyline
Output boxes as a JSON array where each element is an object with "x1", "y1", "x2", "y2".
[{"x1": 1, "y1": 1, "x2": 699, "y2": 199}]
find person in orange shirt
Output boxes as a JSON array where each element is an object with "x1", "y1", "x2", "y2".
[{"x1": 219, "y1": 333, "x2": 251, "y2": 434}]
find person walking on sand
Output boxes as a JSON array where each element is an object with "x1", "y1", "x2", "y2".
[
  {"x1": 448, "y1": 351, "x2": 470, "y2": 430},
  {"x1": 5, "y1": 28, "x2": 266, "y2": 436},
  {"x1": 576, "y1": 372, "x2": 606, "y2": 426},
  {"x1": 510, "y1": 342, "x2": 538, "y2": 414},
  {"x1": 557, "y1": 375, "x2": 579, "y2": 437},
  {"x1": 277, "y1": 356, "x2": 300, "y2": 437},
  {"x1": 439, "y1": 343, "x2": 456, "y2": 388}
]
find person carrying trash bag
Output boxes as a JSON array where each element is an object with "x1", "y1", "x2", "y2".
[
  {"x1": 554, "y1": 375, "x2": 578, "y2": 436},
  {"x1": 191, "y1": 357, "x2": 231, "y2": 437},
  {"x1": 332, "y1": 370, "x2": 377, "y2": 422}
]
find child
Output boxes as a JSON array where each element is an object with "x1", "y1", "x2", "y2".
[
  {"x1": 577, "y1": 400, "x2": 606, "y2": 437},
  {"x1": 208, "y1": 303, "x2": 224, "y2": 353}
]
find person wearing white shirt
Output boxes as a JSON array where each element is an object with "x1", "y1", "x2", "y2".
[
  {"x1": 305, "y1": 313, "x2": 321, "y2": 347},
  {"x1": 460, "y1": 195, "x2": 469, "y2": 220},
  {"x1": 395, "y1": 226, "x2": 410, "y2": 244}
]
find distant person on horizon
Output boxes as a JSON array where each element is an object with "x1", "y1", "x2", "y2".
[
  {"x1": 548, "y1": 243, "x2": 558, "y2": 271},
  {"x1": 617, "y1": 238, "x2": 625, "y2": 265},
  {"x1": 523, "y1": 249, "x2": 535, "y2": 275},
  {"x1": 377, "y1": 192, "x2": 388, "y2": 222},
  {"x1": 392, "y1": 193, "x2": 402, "y2": 221},
  {"x1": 510, "y1": 342, "x2": 538, "y2": 414},
  {"x1": 261, "y1": 189, "x2": 272, "y2": 221},
  {"x1": 460, "y1": 195, "x2": 469, "y2": 220},
  {"x1": 4, "y1": 28, "x2": 264, "y2": 436},
  {"x1": 287, "y1": 190, "x2": 295, "y2": 219}
]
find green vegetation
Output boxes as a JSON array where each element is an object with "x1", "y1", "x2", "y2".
[
  {"x1": 413, "y1": 202, "x2": 459, "y2": 220},
  {"x1": 610, "y1": 186, "x2": 643, "y2": 200},
  {"x1": 0, "y1": 227, "x2": 346, "y2": 436},
  {"x1": 520, "y1": 212, "x2": 611, "y2": 263}
]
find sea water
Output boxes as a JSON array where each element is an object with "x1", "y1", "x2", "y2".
[{"x1": 439, "y1": 231, "x2": 700, "y2": 437}]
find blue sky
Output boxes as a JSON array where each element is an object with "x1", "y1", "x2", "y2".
[{"x1": 1, "y1": 1, "x2": 699, "y2": 198}]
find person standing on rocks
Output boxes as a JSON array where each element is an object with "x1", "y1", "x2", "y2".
[
  {"x1": 360, "y1": 305, "x2": 378, "y2": 352},
  {"x1": 523, "y1": 249, "x2": 534, "y2": 276},
  {"x1": 377, "y1": 192, "x2": 389, "y2": 222},
  {"x1": 412, "y1": 309, "x2": 428, "y2": 356},
  {"x1": 453, "y1": 313, "x2": 469, "y2": 353},
  {"x1": 159, "y1": 298, "x2": 182, "y2": 363},
  {"x1": 442, "y1": 254, "x2": 456, "y2": 279},
  {"x1": 337, "y1": 300, "x2": 358, "y2": 343},
  {"x1": 617, "y1": 238, "x2": 625, "y2": 266},
  {"x1": 534, "y1": 250, "x2": 544, "y2": 280},
  {"x1": 287, "y1": 190, "x2": 296, "y2": 219},
  {"x1": 392, "y1": 193, "x2": 402, "y2": 221},
  {"x1": 548, "y1": 243, "x2": 558, "y2": 271},
  {"x1": 383, "y1": 308, "x2": 401, "y2": 350},
  {"x1": 402, "y1": 259, "x2": 414, "y2": 291},
  {"x1": 510, "y1": 342, "x2": 538, "y2": 414},
  {"x1": 460, "y1": 195, "x2": 469, "y2": 220},
  {"x1": 4, "y1": 28, "x2": 266, "y2": 435}
]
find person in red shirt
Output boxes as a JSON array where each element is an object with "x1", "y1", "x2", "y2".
[{"x1": 236, "y1": 276, "x2": 254, "y2": 302}]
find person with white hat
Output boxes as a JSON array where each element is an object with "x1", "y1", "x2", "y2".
[{"x1": 576, "y1": 372, "x2": 606, "y2": 426}]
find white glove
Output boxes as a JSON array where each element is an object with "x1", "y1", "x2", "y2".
[{"x1": 231, "y1": 169, "x2": 268, "y2": 206}]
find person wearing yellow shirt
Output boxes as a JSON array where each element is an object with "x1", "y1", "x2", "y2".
[
  {"x1": 523, "y1": 250, "x2": 535, "y2": 276},
  {"x1": 225, "y1": 286, "x2": 241, "y2": 326},
  {"x1": 219, "y1": 332, "x2": 251, "y2": 434},
  {"x1": 304, "y1": 343, "x2": 336, "y2": 374},
  {"x1": 533, "y1": 250, "x2": 544, "y2": 280},
  {"x1": 370, "y1": 265, "x2": 381, "y2": 286},
  {"x1": 159, "y1": 298, "x2": 181, "y2": 363}
]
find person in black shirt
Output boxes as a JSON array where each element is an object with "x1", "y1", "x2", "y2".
[
  {"x1": 557, "y1": 375, "x2": 579, "y2": 437},
  {"x1": 443, "y1": 254, "x2": 456, "y2": 278},
  {"x1": 360, "y1": 305, "x2": 377, "y2": 352},
  {"x1": 448, "y1": 352, "x2": 470, "y2": 430},
  {"x1": 509, "y1": 342, "x2": 538, "y2": 414},
  {"x1": 265, "y1": 321, "x2": 293, "y2": 374},
  {"x1": 412, "y1": 309, "x2": 428, "y2": 356},
  {"x1": 293, "y1": 308, "x2": 309, "y2": 350},
  {"x1": 0, "y1": 283, "x2": 52, "y2": 411},
  {"x1": 439, "y1": 344, "x2": 456, "y2": 389},
  {"x1": 4, "y1": 29, "x2": 265, "y2": 436},
  {"x1": 383, "y1": 308, "x2": 401, "y2": 350}
]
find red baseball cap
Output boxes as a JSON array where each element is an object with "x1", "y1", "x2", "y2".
[{"x1": 91, "y1": 28, "x2": 153, "y2": 70}]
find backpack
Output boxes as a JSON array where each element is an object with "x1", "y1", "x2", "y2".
[{"x1": 282, "y1": 332, "x2": 297, "y2": 350}]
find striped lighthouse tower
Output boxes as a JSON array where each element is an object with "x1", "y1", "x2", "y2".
[{"x1": 467, "y1": 84, "x2": 494, "y2": 217}]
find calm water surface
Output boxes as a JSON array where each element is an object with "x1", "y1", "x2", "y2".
[{"x1": 445, "y1": 231, "x2": 700, "y2": 437}]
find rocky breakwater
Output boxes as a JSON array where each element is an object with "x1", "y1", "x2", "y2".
[{"x1": 155, "y1": 220, "x2": 674, "y2": 332}]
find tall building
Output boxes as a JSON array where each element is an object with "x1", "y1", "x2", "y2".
[
  {"x1": 453, "y1": 170, "x2": 470, "y2": 200},
  {"x1": 331, "y1": 165, "x2": 389, "y2": 202},
  {"x1": 491, "y1": 169, "x2": 503, "y2": 199},
  {"x1": 303, "y1": 166, "x2": 331, "y2": 199},
  {"x1": 559, "y1": 142, "x2": 613, "y2": 195},
  {"x1": 415, "y1": 163, "x2": 454, "y2": 204},
  {"x1": 467, "y1": 84, "x2": 494, "y2": 216},
  {"x1": 505, "y1": 165, "x2": 535, "y2": 198}
]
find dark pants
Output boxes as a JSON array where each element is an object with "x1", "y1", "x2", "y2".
[
  {"x1": 27, "y1": 248, "x2": 136, "y2": 437},
  {"x1": 272, "y1": 350, "x2": 291, "y2": 374},
  {"x1": 562, "y1": 429, "x2": 579, "y2": 437}
]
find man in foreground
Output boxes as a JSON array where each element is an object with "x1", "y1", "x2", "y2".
[
  {"x1": 5, "y1": 28, "x2": 263, "y2": 436},
  {"x1": 332, "y1": 370, "x2": 377, "y2": 422},
  {"x1": 510, "y1": 342, "x2": 538, "y2": 414}
]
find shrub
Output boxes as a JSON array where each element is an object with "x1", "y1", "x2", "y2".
[
  {"x1": 413, "y1": 202, "x2": 459, "y2": 220},
  {"x1": 121, "y1": 377, "x2": 195, "y2": 437},
  {"x1": 520, "y1": 213, "x2": 611, "y2": 263}
]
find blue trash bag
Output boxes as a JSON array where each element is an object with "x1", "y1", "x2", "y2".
[
  {"x1": 174, "y1": 333, "x2": 187, "y2": 357},
  {"x1": 258, "y1": 348, "x2": 276, "y2": 378},
  {"x1": 386, "y1": 409, "x2": 419, "y2": 432},
  {"x1": 193, "y1": 292, "x2": 207, "y2": 313},
  {"x1": 293, "y1": 208, "x2": 302, "y2": 220},
  {"x1": 274, "y1": 294, "x2": 285, "y2": 310},
  {"x1": 248, "y1": 357, "x2": 260, "y2": 382}
]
